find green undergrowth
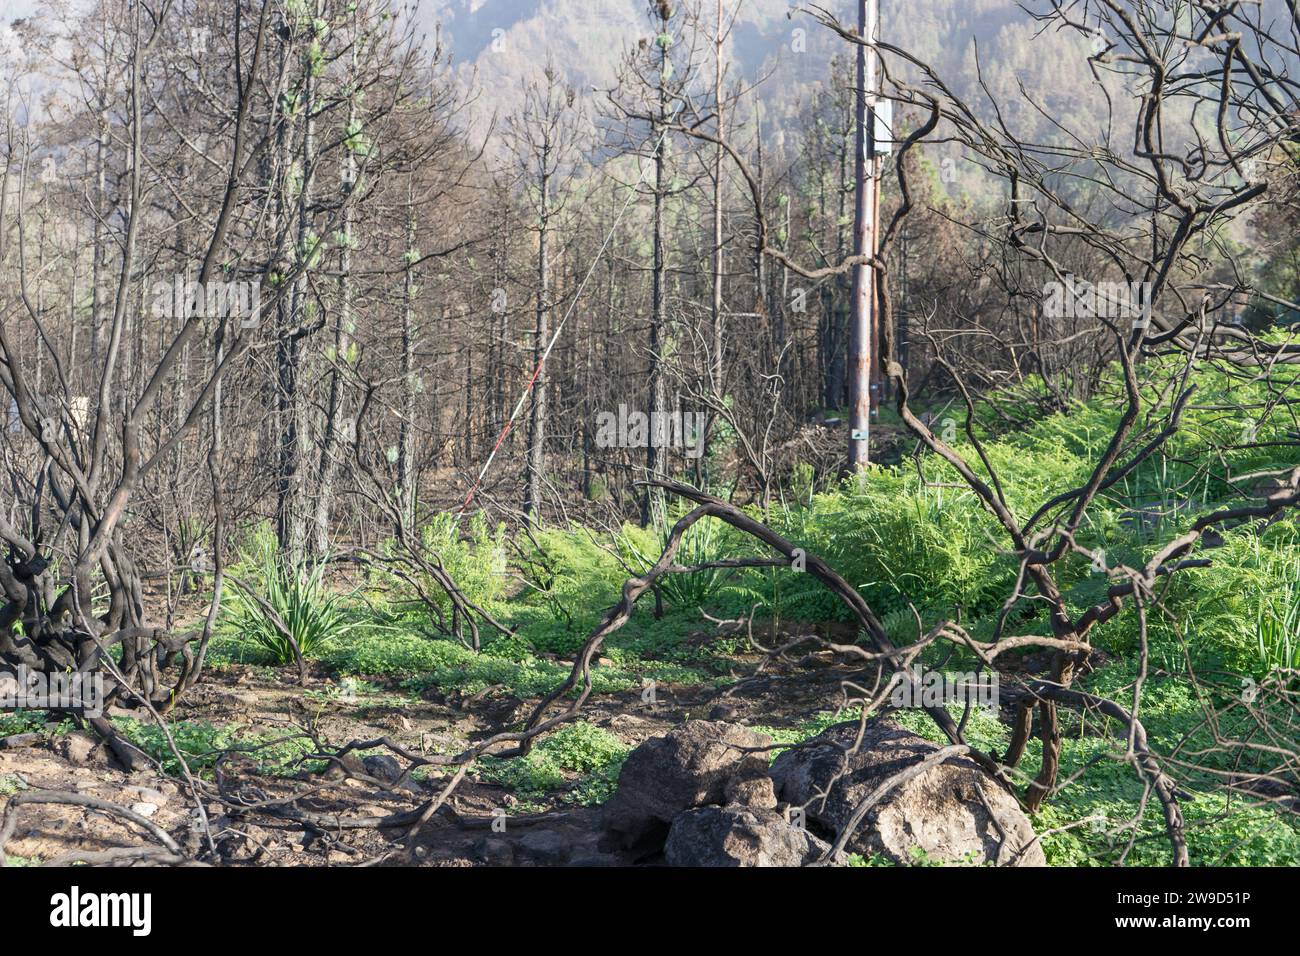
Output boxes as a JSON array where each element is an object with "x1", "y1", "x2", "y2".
[
  {"x1": 717, "y1": 361, "x2": 1300, "y2": 683},
  {"x1": 474, "y1": 721, "x2": 630, "y2": 809},
  {"x1": 0, "y1": 712, "x2": 73, "y2": 738},
  {"x1": 111, "y1": 717, "x2": 321, "y2": 777},
  {"x1": 195, "y1": 360, "x2": 1300, "y2": 865}
]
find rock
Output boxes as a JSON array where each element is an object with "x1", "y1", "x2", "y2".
[
  {"x1": 564, "y1": 831, "x2": 622, "y2": 867},
  {"x1": 771, "y1": 720, "x2": 1047, "y2": 866},
  {"x1": 124, "y1": 785, "x2": 168, "y2": 806},
  {"x1": 602, "y1": 721, "x2": 772, "y2": 849},
  {"x1": 130, "y1": 802, "x2": 159, "y2": 818},
  {"x1": 724, "y1": 773, "x2": 777, "y2": 810},
  {"x1": 55, "y1": 732, "x2": 104, "y2": 768},
  {"x1": 474, "y1": 837, "x2": 514, "y2": 866},
  {"x1": 364, "y1": 753, "x2": 423, "y2": 793},
  {"x1": 318, "y1": 753, "x2": 367, "y2": 781},
  {"x1": 362, "y1": 754, "x2": 404, "y2": 783},
  {"x1": 664, "y1": 807, "x2": 836, "y2": 867},
  {"x1": 517, "y1": 829, "x2": 570, "y2": 865}
]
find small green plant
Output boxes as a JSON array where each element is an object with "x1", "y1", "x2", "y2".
[
  {"x1": 477, "y1": 721, "x2": 629, "y2": 804},
  {"x1": 0, "y1": 712, "x2": 68, "y2": 737},
  {"x1": 1249, "y1": 533, "x2": 1300, "y2": 674},
  {"x1": 112, "y1": 717, "x2": 319, "y2": 777},
  {"x1": 621, "y1": 505, "x2": 734, "y2": 610},
  {"x1": 789, "y1": 461, "x2": 816, "y2": 508},
  {"x1": 224, "y1": 536, "x2": 358, "y2": 665}
]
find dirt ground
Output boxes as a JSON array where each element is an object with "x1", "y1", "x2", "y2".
[{"x1": 0, "y1": 653, "x2": 865, "y2": 867}]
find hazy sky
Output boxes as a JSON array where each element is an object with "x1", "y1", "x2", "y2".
[{"x1": 4, "y1": 0, "x2": 43, "y2": 17}]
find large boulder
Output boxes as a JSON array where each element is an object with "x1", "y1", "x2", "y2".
[
  {"x1": 771, "y1": 720, "x2": 1047, "y2": 866},
  {"x1": 665, "y1": 806, "x2": 835, "y2": 867},
  {"x1": 602, "y1": 720, "x2": 772, "y2": 849}
]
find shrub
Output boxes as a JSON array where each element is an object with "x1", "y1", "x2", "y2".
[
  {"x1": 619, "y1": 505, "x2": 737, "y2": 610},
  {"x1": 751, "y1": 467, "x2": 1013, "y2": 627},
  {"x1": 224, "y1": 536, "x2": 359, "y2": 665},
  {"x1": 511, "y1": 526, "x2": 637, "y2": 655},
  {"x1": 396, "y1": 511, "x2": 510, "y2": 622}
]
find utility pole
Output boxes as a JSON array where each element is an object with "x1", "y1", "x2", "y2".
[
  {"x1": 848, "y1": 0, "x2": 880, "y2": 470},
  {"x1": 711, "y1": 0, "x2": 725, "y2": 396}
]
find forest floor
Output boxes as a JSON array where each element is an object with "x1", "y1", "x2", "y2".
[
  {"x1": 5, "y1": 606, "x2": 1295, "y2": 867},
  {"x1": 6, "y1": 372, "x2": 1300, "y2": 866},
  {"x1": 0, "y1": 636, "x2": 870, "y2": 866}
]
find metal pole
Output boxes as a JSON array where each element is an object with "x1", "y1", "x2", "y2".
[{"x1": 848, "y1": 0, "x2": 878, "y2": 470}]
